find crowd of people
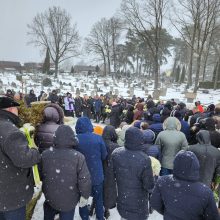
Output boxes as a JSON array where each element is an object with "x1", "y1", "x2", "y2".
[{"x1": 1, "y1": 88, "x2": 220, "y2": 220}]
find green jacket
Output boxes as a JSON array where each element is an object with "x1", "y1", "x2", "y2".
[{"x1": 155, "y1": 117, "x2": 188, "y2": 169}]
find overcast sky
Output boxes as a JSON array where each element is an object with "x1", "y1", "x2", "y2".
[{"x1": 0, "y1": 0, "x2": 121, "y2": 64}]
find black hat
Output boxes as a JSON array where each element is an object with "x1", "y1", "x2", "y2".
[{"x1": 0, "y1": 96, "x2": 20, "y2": 109}]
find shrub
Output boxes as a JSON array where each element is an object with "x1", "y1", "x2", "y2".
[
  {"x1": 199, "y1": 81, "x2": 220, "y2": 89},
  {"x1": 42, "y1": 78, "x2": 52, "y2": 87},
  {"x1": 16, "y1": 75, "x2": 22, "y2": 82}
]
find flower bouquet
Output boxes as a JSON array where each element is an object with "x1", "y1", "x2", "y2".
[{"x1": 20, "y1": 123, "x2": 41, "y2": 187}]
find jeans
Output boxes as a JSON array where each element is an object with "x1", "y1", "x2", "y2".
[
  {"x1": 160, "y1": 167, "x2": 173, "y2": 176},
  {"x1": 79, "y1": 183, "x2": 104, "y2": 220},
  {"x1": 0, "y1": 206, "x2": 26, "y2": 220},
  {"x1": 44, "y1": 202, "x2": 75, "y2": 220}
]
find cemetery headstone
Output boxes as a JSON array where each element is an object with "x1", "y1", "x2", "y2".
[
  {"x1": 71, "y1": 85, "x2": 75, "y2": 92},
  {"x1": 202, "y1": 90, "x2": 209, "y2": 94},
  {"x1": 130, "y1": 87, "x2": 134, "y2": 97},
  {"x1": 115, "y1": 89, "x2": 119, "y2": 96},
  {"x1": 160, "y1": 88, "x2": 167, "y2": 96},
  {"x1": 76, "y1": 88, "x2": 80, "y2": 95},
  {"x1": 185, "y1": 92, "x2": 197, "y2": 103}
]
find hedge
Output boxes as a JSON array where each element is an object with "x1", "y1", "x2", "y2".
[{"x1": 199, "y1": 81, "x2": 220, "y2": 89}]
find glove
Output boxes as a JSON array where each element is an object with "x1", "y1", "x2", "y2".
[{"x1": 78, "y1": 197, "x2": 88, "y2": 208}]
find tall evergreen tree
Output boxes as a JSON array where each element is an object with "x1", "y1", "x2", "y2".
[
  {"x1": 42, "y1": 47, "x2": 50, "y2": 74},
  {"x1": 70, "y1": 66, "x2": 74, "y2": 74},
  {"x1": 95, "y1": 65, "x2": 100, "y2": 73}
]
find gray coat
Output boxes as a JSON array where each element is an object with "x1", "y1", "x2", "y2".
[
  {"x1": 155, "y1": 117, "x2": 188, "y2": 169},
  {"x1": 41, "y1": 125, "x2": 91, "y2": 212},
  {"x1": 0, "y1": 110, "x2": 40, "y2": 211},
  {"x1": 188, "y1": 130, "x2": 220, "y2": 187}
]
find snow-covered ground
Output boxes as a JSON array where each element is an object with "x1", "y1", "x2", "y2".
[
  {"x1": 1, "y1": 72, "x2": 220, "y2": 107},
  {"x1": 32, "y1": 193, "x2": 162, "y2": 220}
]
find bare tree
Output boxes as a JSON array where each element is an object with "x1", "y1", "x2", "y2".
[
  {"x1": 27, "y1": 6, "x2": 80, "y2": 77},
  {"x1": 171, "y1": 0, "x2": 220, "y2": 91},
  {"x1": 85, "y1": 22, "x2": 108, "y2": 76},
  {"x1": 85, "y1": 18, "x2": 116, "y2": 76},
  {"x1": 121, "y1": 0, "x2": 168, "y2": 89}
]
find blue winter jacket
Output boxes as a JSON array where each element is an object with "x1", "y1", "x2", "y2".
[
  {"x1": 75, "y1": 117, "x2": 107, "y2": 185},
  {"x1": 94, "y1": 99, "x2": 102, "y2": 113},
  {"x1": 149, "y1": 114, "x2": 163, "y2": 136},
  {"x1": 150, "y1": 150, "x2": 219, "y2": 220},
  {"x1": 180, "y1": 119, "x2": 190, "y2": 141}
]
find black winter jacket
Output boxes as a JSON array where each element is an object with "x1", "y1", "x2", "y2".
[
  {"x1": 188, "y1": 130, "x2": 220, "y2": 187},
  {"x1": 110, "y1": 127, "x2": 154, "y2": 220},
  {"x1": 0, "y1": 110, "x2": 40, "y2": 211},
  {"x1": 41, "y1": 125, "x2": 91, "y2": 212},
  {"x1": 110, "y1": 104, "x2": 122, "y2": 128}
]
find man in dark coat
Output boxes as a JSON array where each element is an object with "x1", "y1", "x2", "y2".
[
  {"x1": 35, "y1": 103, "x2": 64, "y2": 153},
  {"x1": 93, "y1": 96, "x2": 103, "y2": 123},
  {"x1": 124, "y1": 104, "x2": 134, "y2": 124},
  {"x1": 75, "y1": 117, "x2": 107, "y2": 220},
  {"x1": 47, "y1": 90, "x2": 59, "y2": 104},
  {"x1": 0, "y1": 96, "x2": 41, "y2": 220},
  {"x1": 74, "y1": 94, "x2": 83, "y2": 118},
  {"x1": 109, "y1": 127, "x2": 154, "y2": 220},
  {"x1": 109, "y1": 102, "x2": 122, "y2": 128},
  {"x1": 150, "y1": 150, "x2": 219, "y2": 220},
  {"x1": 82, "y1": 95, "x2": 92, "y2": 119},
  {"x1": 102, "y1": 125, "x2": 120, "y2": 218},
  {"x1": 188, "y1": 130, "x2": 220, "y2": 187},
  {"x1": 41, "y1": 125, "x2": 91, "y2": 219},
  {"x1": 38, "y1": 91, "x2": 46, "y2": 101},
  {"x1": 201, "y1": 117, "x2": 220, "y2": 148},
  {"x1": 25, "y1": 89, "x2": 37, "y2": 107}
]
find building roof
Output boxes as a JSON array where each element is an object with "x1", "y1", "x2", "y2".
[
  {"x1": 0, "y1": 61, "x2": 21, "y2": 68},
  {"x1": 73, "y1": 65, "x2": 96, "y2": 72}
]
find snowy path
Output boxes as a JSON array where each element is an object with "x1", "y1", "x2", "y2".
[{"x1": 32, "y1": 194, "x2": 162, "y2": 220}]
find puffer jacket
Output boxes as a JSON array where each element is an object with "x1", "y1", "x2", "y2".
[
  {"x1": 35, "y1": 103, "x2": 64, "y2": 153},
  {"x1": 0, "y1": 110, "x2": 40, "y2": 211},
  {"x1": 188, "y1": 130, "x2": 220, "y2": 187},
  {"x1": 155, "y1": 117, "x2": 188, "y2": 169},
  {"x1": 111, "y1": 127, "x2": 154, "y2": 220},
  {"x1": 41, "y1": 125, "x2": 91, "y2": 212},
  {"x1": 150, "y1": 150, "x2": 219, "y2": 220}
]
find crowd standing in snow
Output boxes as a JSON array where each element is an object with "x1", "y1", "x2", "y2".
[{"x1": 1, "y1": 89, "x2": 220, "y2": 220}]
